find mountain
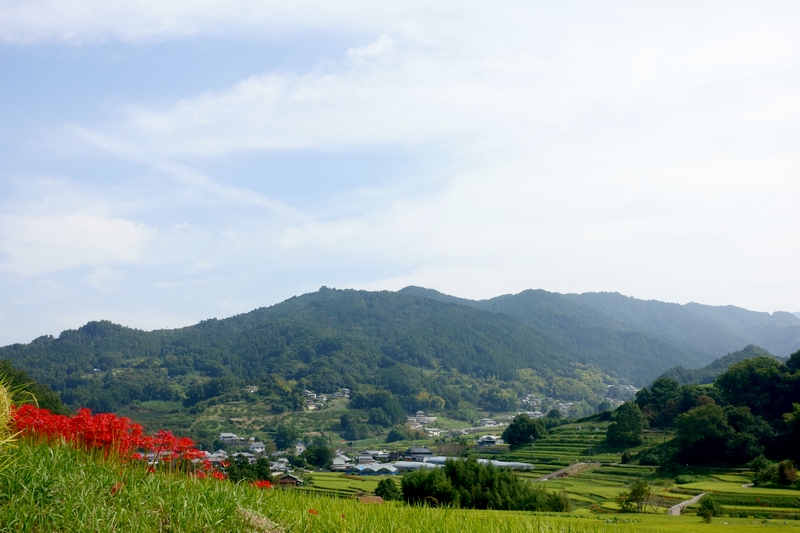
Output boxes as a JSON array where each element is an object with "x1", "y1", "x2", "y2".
[
  {"x1": 4, "y1": 286, "x2": 796, "y2": 430},
  {"x1": 682, "y1": 303, "x2": 800, "y2": 356},
  {"x1": 0, "y1": 288, "x2": 595, "y2": 418},
  {"x1": 399, "y1": 287, "x2": 711, "y2": 383},
  {"x1": 655, "y1": 344, "x2": 778, "y2": 385}
]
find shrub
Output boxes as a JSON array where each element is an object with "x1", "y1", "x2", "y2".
[
  {"x1": 375, "y1": 478, "x2": 402, "y2": 501},
  {"x1": 778, "y1": 460, "x2": 798, "y2": 485},
  {"x1": 697, "y1": 494, "x2": 723, "y2": 523}
]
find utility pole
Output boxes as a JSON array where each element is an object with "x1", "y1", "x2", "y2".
[{"x1": 529, "y1": 435, "x2": 535, "y2": 464}]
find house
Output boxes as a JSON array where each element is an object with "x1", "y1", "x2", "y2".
[
  {"x1": 357, "y1": 452, "x2": 376, "y2": 464},
  {"x1": 232, "y1": 452, "x2": 256, "y2": 464},
  {"x1": 476, "y1": 435, "x2": 504, "y2": 447},
  {"x1": 404, "y1": 446, "x2": 433, "y2": 461},
  {"x1": 270, "y1": 458, "x2": 290, "y2": 472},
  {"x1": 480, "y1": 418, "x2": 497, "y2": 427},
  {"x1": 249, "y1": 442, "x2": 266, "y2": 454},
  {"x1": 424, "y1": 427, "x2": 441, "y2": 437},
  {"x1": 362, "y1": 449, "x2": 390, "y2": 462},
  {"x1": 219, "y1": 432, "x2": 240, "y2": 444},
  {"x1": 279, "y1": 474, "x2": 303, "y2": 488},
  {"x1": 331, "y1": 457, "x2": 351, "y2": 471}
]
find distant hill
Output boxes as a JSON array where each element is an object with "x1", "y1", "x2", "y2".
[
  {"x1": 655, "y1": 345, "x2": 778, "y2": 385},
  {"x1": 683, "y1": 303, "x2": 800, "y2": 356},
  {"x1": 4, "y1": 285, "x2": 797, "y2": 434},
  {"x1": 399, "y1": 287, "x2": 711, "y2": 383},
  {"x1": 0, "y1": 288, "x2": 592, "y2": 418}
]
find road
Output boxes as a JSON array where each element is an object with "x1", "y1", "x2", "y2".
[{"x1": 668, "y1": 492, "x2": 705, "y2": 515}]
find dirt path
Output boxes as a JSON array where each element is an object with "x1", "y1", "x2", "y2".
[
  {"x1": 534, "y1": 462, "x2": 596, "y2": 482},
  {"x1": 668, "y1": 492, "x2": 705, "y2": 516}
]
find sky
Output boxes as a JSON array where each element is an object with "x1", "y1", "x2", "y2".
[{"x1": 1, "y1": 1, "x2": 800, "y2": 346}]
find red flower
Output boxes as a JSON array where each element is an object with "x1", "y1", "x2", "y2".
[
  {"x1": 11, "y1": 404, "x2": 205, "y2": 470},
  {"x1": 251, "y1": 480, "x2": 272, "y2": 489},
  {"x1": 110, "y1": 482, "x2": 123, "y2": 495},
  {"x1": 308, "y1": 509, "x2": 319, "y2": 515},
  {"x1": 211, "y1": 470, "x2": 227, "y2": 481}
]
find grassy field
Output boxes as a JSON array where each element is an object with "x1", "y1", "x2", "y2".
[{"x1": 3, "y1": 439, "x2": 800, "y2": 532}]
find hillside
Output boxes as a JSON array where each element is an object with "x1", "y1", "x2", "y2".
[
  {"x1": 655, "y1": 345, "x2": 779, "y2": 385},
  {"x1": 2, "y1": 288, "x2": 605, "y2": 426},
  {"x1": 401, "y1": 287, "x2": 720, "y2": 382},
  {"x1": 4, "y1": 285, "x2": 797, "y2": 447}
]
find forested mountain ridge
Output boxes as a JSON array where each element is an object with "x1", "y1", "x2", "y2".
[
  {"x1": 401, "y1": 286, "x2": 800, "y2": 361},
  {"x1": 1, "y1": 288, "x2": 611, "y2": 419},
  {"x1": 655, "y1": 344, "x2": 779, "y2": 385},
  {"x1": 3, "y1": 286, "x2": 796, "y2": 429},
  {"x1": 399, "y1": 286, "x2": 710, "y2": 383}
]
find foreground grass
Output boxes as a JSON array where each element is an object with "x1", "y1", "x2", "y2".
[{"x1": 2, "y1": 441, "x2": 799, "y2": 532}]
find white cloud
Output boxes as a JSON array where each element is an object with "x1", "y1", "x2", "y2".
[
  {"x1": 0, "y1": 213, "x2": 157, "y2": 276},
  {"x1": 84, "y1": 266, "x2": 123, "y2": 292}
]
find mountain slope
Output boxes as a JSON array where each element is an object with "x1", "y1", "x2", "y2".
[
  {"x1": 655, "y1": 344, "x2": 778, "y2": 385},
  {"x1": 1, "y1": 288, "x2": 587, "y2": 416},
  {"x1": 400, "y1": 287, "x2": 713, "y2": 383},
  {"x1": 683, "y1": 303, "x2": 800, "y2": 356}
]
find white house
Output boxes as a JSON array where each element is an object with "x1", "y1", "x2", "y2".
[{"x1": 249, "y1": 442, "x2": 266, "y2": 454}]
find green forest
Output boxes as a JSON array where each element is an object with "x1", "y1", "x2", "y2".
[{"x1": 2, "y1": 286, "x2": 799, "y2": 458}]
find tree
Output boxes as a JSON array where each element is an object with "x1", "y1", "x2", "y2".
[
  {"x1": 606, "y1": 402, "x2": 648, "y2": 446},
  {"x1": 301, "y1": 444, "x2": 333, "y2": 468},
  {"x1": 386, "y1": 426, "x2": 415, "y2": 443},
  {"x1": 273, "y1": 425, "x2": 301, "y2": 450},
  {"x1": 615, "y1": 479, "x2": 650, "y2": 513},
  {"x1": 502, "y1": 414, "x2": 546, "y2": 448},
  {"x1": 375, "y1": 478, "x2": 402, "y2": 501},
  {"x1": 697, "y1": 494, "x2": 722, "y2": 522},
  {"x1": 636, "y1": 378, "x2": 681, "y2": 427},
  {"x1": 715, "y1": 357, "x2": 787, "y2": 420},
  {"x1": 675, "y1": 403, "x2": 733, "y2": 464},
  {"x1": 226, "y1": 456, "x2": 271, "y2": 483}
]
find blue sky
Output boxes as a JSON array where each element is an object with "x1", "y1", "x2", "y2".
[{"x1": 2, "y1": 1, "x2": 800, "y2": 345}]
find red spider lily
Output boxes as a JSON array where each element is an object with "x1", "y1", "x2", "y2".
[
  {"x1": 308, "y1": 509, "x2": 319, "y2": 515},
  {"x1": 211, "y1": 470, "x2": 227, "y2": 481},
  {"x1": 110, "y1": 482, "x2": 123, "y2": 495},
  {"x1": 220, "y1": 460, "x2": 230, "y2": 468},
  {"x1": 194, "y1": 470, "x2": 208, "y2": 479},
  {"x1": 11, "y1": 404, "x2": 205, "y2": 473},
  {"x1": 250, "y1": 480, "x2": 272, "y2": 489}
]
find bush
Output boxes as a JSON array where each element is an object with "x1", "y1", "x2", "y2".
[
  {"x1": 778, "y1": 460, "x2": 798, "y2": 485},
  {"x1": 375, "y1": 478, "x2": 402, "y2": 501},
  {"x1": 400, "y1": 457, "x2": 570, "y2": 511},
  {"x1": 697, "y1": 494, "x2": 723, "y2": 523}
]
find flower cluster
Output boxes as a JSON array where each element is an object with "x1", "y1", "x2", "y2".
[
  {"x1": 11, "y1": 404, "x2": 204, "y2": 465},
  {"x1": 251, "y1": 479, "x2": 272, "y2": 489}
]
